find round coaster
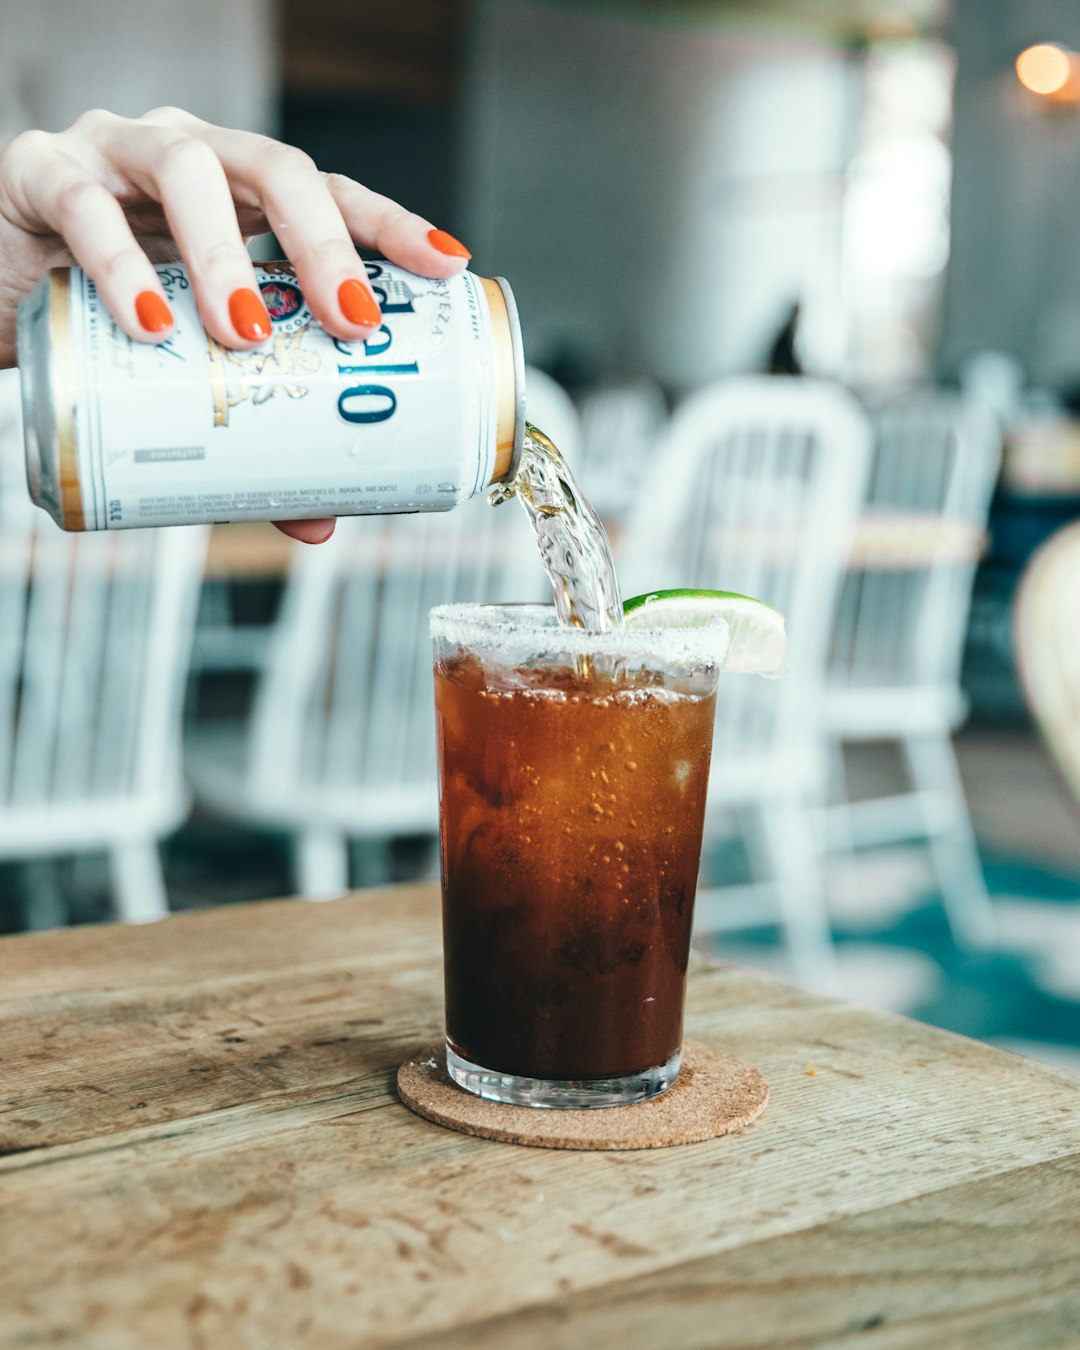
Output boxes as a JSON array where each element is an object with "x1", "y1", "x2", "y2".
[{"x1": 396, "y1": 1040, "x2": 768, "y2": 1151}]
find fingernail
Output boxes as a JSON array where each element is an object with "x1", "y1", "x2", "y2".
[
  {"x1": 338, "y1": 278, "x2": 382, "y2": 327},
  {"x1": 312, "y1": 524, "x2": 336, "y2": 544},
  {"x1": 229, "y1": 288, "x2": 272, "y2": 341},
  {"x1": 427, "y1": 228, "x2": 471, "y2": 259},
  {"x1": 135, "y1": 291, "x2": 173, "y2": 333}
]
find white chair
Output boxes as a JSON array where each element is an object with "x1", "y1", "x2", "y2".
[
  {"x1": 0, "y1": 375, "x2": 208, "y2": 925},
  {"x1": 617, "y1": 377, "x2": 871, "y2": 989},
  {"x1": 823, "y1": 393, "x2": 1002, "y2": 948},
  {"x1": 187, "y1": 488, "x2": 549, "y2": 898},
  {"x1": 577, "y1": 379, "x2": 667, "y2": 522}
]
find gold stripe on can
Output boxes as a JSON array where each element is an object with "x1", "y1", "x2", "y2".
[
  {"x1": 478, "y1": 277, "x2": 519, "y2": 486},
  {"x1": 48, "y1": 270, "x2": 84, "y2": 531}
]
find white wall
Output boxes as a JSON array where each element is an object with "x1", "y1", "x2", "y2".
[
  {"x1": 0, "y1": 0, "x2": 276, "y2": 141},
  {"x1": 459, "y1": 0, "x2": 856, "y2": 389}
]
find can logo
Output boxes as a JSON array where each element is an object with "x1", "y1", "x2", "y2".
[
  {"x1": 259, "y1": 278, "x2": 307, "y2": 330},
  {"x1": 205, "y1": 266, "x2": 322, "y2": 426}
]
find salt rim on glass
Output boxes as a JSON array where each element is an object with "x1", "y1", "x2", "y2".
[{"x1": 429, "y1": 602, "x2": 731, "y2": 673}]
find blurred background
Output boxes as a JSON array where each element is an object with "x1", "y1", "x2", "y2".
[{"x1": 2, "y1": 0, "x2": 1080, "y2": 1069}]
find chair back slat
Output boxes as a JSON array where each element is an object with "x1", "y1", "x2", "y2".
[
  {"x1": 0, "y1": 537, "x2": 31, "y2": 804},
  {"x1": 828, "y1": 392, "x2": 1001, "y2": 694},
  {"x1": 132, "y1": 526, "x2": 211, "y2": 794},
  {"x1": 578, "y1": 379, "x2": 667, "y2": 521},
  {"x1": 9, "y1": 534, "x2": 71, "y2": 806},
  {"x1": 90, "y1": 537, "x2": 157, "y2": 798},
  {"x1": 52, "y1": 534, "x2": 112, "y2": 802},
  {"x1": 324, "y1": 548, "x2": 380, "y2": 790}
]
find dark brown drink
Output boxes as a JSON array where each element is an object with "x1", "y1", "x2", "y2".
[{"x1": 432, "y1": 608, "x2": 718, "y2": 1105}]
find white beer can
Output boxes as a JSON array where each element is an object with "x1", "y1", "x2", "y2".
[{"x1": 16, "y1": 259, "x2": 525, "y2": 530}]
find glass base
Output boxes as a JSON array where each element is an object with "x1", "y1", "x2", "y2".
[{"x1": 445, "y1": 1042, "x2": 681, "y2": 1109}]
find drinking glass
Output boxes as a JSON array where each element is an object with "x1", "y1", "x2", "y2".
[{"x1": 431, "y1": 603, "x2": 722, "y2": 1108}]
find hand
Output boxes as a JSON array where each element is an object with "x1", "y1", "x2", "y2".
[{"x1": 0, "y1": 107, "x2": 473, "y2": 543}]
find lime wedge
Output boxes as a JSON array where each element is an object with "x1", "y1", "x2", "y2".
[{"x1": 622, "y1": 589, "x2": 787, "y2": 676}]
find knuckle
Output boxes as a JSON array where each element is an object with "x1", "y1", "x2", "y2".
[
  {"x1": 324, "y1": 171, "x2": 358, "y2": 194},
  {"x1": 257, "y1": 139, "x2": 317, "y2": 178},
  {"x1": 156, "y1": 135, "x2": 219, "y2": 180},
  {"x1": 67, "y1": 108, "x2": 123, "y2": 142},
  {"x1": 348, "y1": 186, "x2": 409, "y2": 236},
  {"x1": 373, "y1": 201, "x2": 413, "y2": 238},
  {"x1": 200, "y1": 239, "x2": 253, "y2": 273},
  {"x1": 55, "y1": 178, "x2": 106, "y2": 224},
  {"x1": 140, "y1": 105, "x2": 195, "y2": 128},
  {"x1": 0, "y1": 128, "x2": 54, "y2": 171},
  {"x1": 96, "y1": 245, "x2": 143, "y2": 283},
  {"x1": 309, "y1": 236, "x2": 355, "y2": 265}
]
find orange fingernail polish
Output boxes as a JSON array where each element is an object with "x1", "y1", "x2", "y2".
[
  {"x1": 338, "y1": 278, "x2": 382, "y2": 327},
  {"x1": 427, "y1": 228, "x2": 472, "y2": 259},
  {"x1": 135, "y1": 291, "x2": 173, "y2": 333},
  {"x1": 229, "y1": 288, "x2": 271, "y2": 341}
]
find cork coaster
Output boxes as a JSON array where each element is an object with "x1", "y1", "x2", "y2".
[{"x1": 396, "y1": 1041, "x2": 768, "y2": 1151}]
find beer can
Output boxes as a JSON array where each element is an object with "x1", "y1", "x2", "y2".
[{"x1": 16, "y1": 259, "x2": 526, "y2": 530}]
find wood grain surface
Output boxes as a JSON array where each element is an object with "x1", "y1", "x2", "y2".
[{"x1": 1, "y1": 886, "x2": 1078, "y2": 1348}]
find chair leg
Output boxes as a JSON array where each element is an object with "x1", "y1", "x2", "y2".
[
  {"x1": 902, "y1": 732, "x2": 997, "y2": 949},
  {"x1": 110, "y1": 840, "x2": 170, "y2": 923},
  {"x1": 734, "y1": 801, "x2": 771, "y2": 886},
  {"x1": 295, "y1": 827, "x2": 349, "y2": 900},
  {"x1": 352, "y1": 838, "x2": 394, "y2": 889},
  {"x1": 759, "y1": 793, "x2": 840, "y2": 994},
  {"x1": 18, "y1": 859, "x2": 69, "y2": 930}
]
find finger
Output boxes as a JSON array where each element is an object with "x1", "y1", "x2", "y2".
[
  {"x1": 99, "y1": 123, "x2": 272, "y2": 350},
  {"x1": 325, "y1": 174, "x2": 473, "y2": 277},
  {"x1": 274, "y1": 518, "x2": 336, "y2": 544},
  {"x1": 7, "y1": 138, "x2": 176, "y2": 343},
  {"x1": 196, "y1": 130, "x2": 384, "y2": 344}
]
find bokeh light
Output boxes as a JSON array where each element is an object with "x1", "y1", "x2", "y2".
[{"x1": 1016, "y1": 43, "x2": 1073, "y2": 96}]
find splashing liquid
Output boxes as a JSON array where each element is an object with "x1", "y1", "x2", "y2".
[{"x1": 491, "y1": 423, "x2": 623, "y2": 632}]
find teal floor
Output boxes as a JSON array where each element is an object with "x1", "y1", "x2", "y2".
[{"x1": 700, "y1": 842, "x2": 1080, "y2": 1072}]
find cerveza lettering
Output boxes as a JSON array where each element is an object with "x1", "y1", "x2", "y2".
[
  {"x1": 155, "y1": 268, "x2": 190, "y2": 363},
  {"x1": 334, "y1": 261, "x2": 420, "y2": 425}
]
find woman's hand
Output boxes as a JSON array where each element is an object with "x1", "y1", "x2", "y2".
[{"x1": 0, "y1": 107, "x2": 473, "y2": 543}]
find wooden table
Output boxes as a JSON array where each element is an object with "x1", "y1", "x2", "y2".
[{"x1": 2, "y1": 888, "x2": 1079, "y2": 1348}]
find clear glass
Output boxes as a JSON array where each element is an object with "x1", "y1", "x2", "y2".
[{"x1": 431, "y1": 603, "x2": 722, "y2": 1109}]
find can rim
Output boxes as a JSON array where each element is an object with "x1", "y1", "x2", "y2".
[
  {"x1": 16, "y1": 300, "x2": 43, "y2": 507},
  {"x1": 494, "y1": 278, "x2": 526, "y2": 479}
]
